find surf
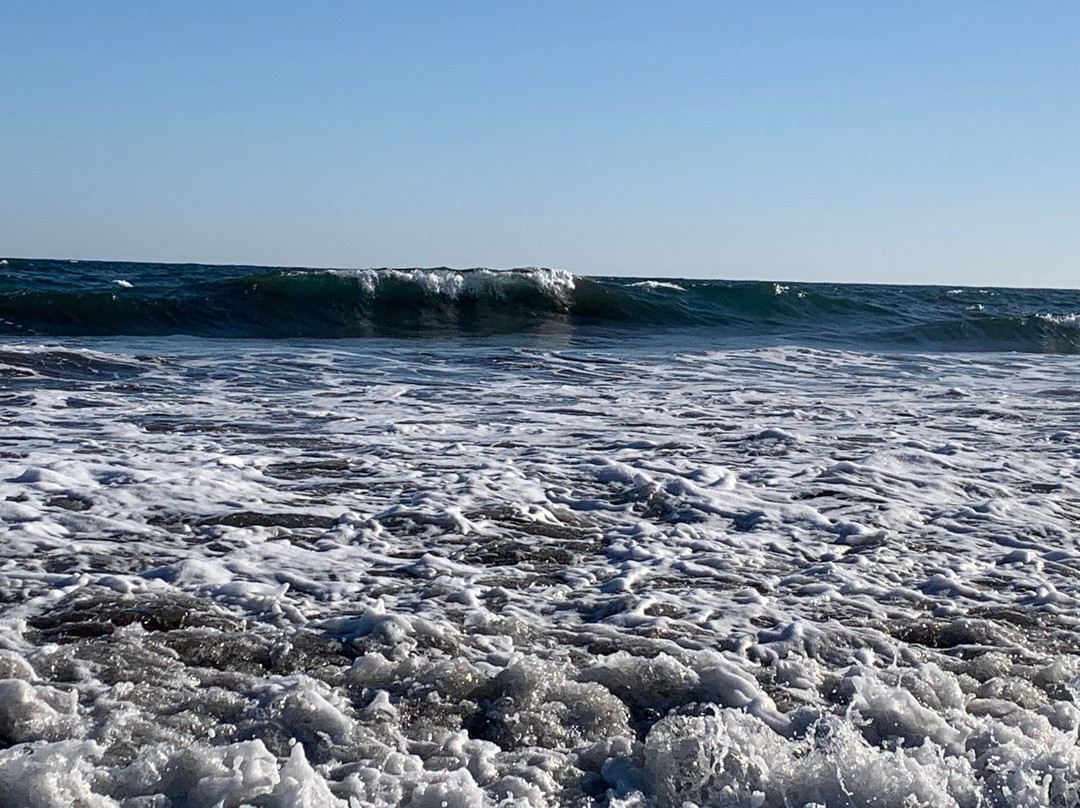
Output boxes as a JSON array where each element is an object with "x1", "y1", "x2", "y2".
[{"x1": 2, "y1": 258, "x2": 1080, "y2": 352}]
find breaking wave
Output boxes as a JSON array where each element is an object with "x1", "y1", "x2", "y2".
[{"x1": 2, "y1": 258, "x2": 1080, "y2": 352}]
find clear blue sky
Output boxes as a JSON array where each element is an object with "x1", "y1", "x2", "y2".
[{"x1": 2, "y1": 2, "x2": 1077, "y2": 286}]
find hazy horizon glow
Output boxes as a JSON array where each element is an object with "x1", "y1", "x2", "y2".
[{"x1": 3, "y1": 2, "x2": 1077, "y2": 287}]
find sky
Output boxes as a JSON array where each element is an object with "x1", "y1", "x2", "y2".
[{"x1": 2, "y1": 2, "x2": 1077, "y2": 287}]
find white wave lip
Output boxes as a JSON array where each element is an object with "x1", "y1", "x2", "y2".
[
  {"x1": 332, "y1": 266, "x2": 577, "y2": 305},
  {"x1": 0, "y1": 341, "x2": 1079, "y2": 806},
  {"x1": 628, "y1": 281, "x2": 686, "y2": 292},
  {"x1": 1035, "y1": 312, "x2": 1080, "y2": 327}
]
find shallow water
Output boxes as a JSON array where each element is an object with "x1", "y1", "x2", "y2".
[{"x1": 2, "y1": 334, "x2": 1079, "y2": 807}]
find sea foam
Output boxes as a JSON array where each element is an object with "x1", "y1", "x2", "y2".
[{"x1": 2, "y1": 337, "x2": 1079, "y2": 805}]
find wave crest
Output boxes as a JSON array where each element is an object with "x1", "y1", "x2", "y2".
[{"x1": 3, "y1": 259, "x2": 1080, "y2": 352}]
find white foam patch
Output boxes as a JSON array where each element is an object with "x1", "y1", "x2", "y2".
[
  {"x1": 1, "y1": 339, "x2": 1079, "y2": 804},
  {"x1": 329, "y1": 267, "x2": 576, "y2": 306},
  {"x1": 628, "y1": 281, "x2": 685, "y2": 292}
]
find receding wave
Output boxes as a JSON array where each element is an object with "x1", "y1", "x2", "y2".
[{"x1": 2, "y1": 259, "x2": 1080, "y2": 352}]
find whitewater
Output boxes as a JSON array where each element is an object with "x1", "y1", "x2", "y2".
[{"x1": 2, "y1": 260, "x2": 1080, "y2": 807}]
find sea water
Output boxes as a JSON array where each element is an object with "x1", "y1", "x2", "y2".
[{"x1": 1, "y1": 260, "x2": 1080, "y2": 807}]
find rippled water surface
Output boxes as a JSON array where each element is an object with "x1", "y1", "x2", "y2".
[{"x1": 2, "y1": 331, "x2": 1080, "y2": 807}]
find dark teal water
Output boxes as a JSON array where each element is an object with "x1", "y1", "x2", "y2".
[{"x1": 2, "y1": 258, "x2": 1079, "y2": 352}]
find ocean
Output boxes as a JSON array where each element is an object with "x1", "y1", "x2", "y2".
[{"x1": 2, "y1": 258, "x2": 1080, "y2": 807}]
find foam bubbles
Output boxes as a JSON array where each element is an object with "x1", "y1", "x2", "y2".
[{"x1": 2, "y1": 339, "x2": 1080, "y2": 805}]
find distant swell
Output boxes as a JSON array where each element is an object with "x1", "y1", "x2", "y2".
[{"x1": 2, "y1": 259, "x2": 1080, "y2": 353}]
